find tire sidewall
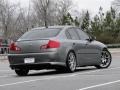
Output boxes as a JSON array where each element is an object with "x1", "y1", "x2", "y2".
[
  {"x1": 96, "y1": 50, "x2": 112, "y2": 69},
  {"x1": 15, "y1": 69, "x2": 29, "y2": 76},
  {"x1": 66, "y1": 51, "x2": 77, "y2": 72}
]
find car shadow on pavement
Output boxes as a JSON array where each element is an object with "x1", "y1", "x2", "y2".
[{"x1": 26, "y1": 67, "x2": 97, "y2": 77}]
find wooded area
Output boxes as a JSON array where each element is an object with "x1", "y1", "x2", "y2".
[{"x1": 0, "y1": 0, "x2": 120, "y2": 44}]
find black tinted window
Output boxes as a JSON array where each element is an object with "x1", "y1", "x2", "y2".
[
  {"x1": 67, "y1": 29, "x2": 79, "y2": 40},
  {"x1": 76, "y1": 29, "x2": 89, "y2": 40},
  {"x1": 19, "y1": 28, "x2": 61, "y2": 40}
]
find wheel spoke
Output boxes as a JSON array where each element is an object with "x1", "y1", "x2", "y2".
[{"x1": 68, "y1": 53, "x2": 76, "y2": 72}]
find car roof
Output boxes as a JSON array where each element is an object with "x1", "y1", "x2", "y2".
[{"x1": 31, "y1": 25, "x2": 76, "y2": 30}]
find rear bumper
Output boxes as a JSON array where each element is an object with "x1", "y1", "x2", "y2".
[
  {"x1": 8, "y1": 52, "x2": 65, "y2": 70},
  {"x1": 10, "y1": 62, "x2": 66, "y2": 70}
]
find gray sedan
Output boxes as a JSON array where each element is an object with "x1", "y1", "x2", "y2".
[{"x1": 8, "y1": 26, "x2": 112, "y2": 76}]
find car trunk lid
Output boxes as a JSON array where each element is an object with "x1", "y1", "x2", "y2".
[{"x1": 10, "y1": 39, "x2": 50, "y2": 54}]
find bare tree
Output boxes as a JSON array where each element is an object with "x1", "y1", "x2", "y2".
[
  {"x1": 10, "y1": 5, "x2": 34, "y2": 40},
  {"x1": 0, "y1": 0, "x2": 73, "y2": 40},
  {"x1": 32, "y1": 0, "x2": 72, "y2": 27},
  {"x1": 32, "y1": 0, "x2": 52, "y2": 28},
  {"x1": 0, "y1": 0, "x2": 17, "y2": 39},
  {"x1": 112, "y1": 0, "x2": 120, "y2": 12},
  {"x1": 56, "y1": 0, "x2": 72, "y2": 24}
]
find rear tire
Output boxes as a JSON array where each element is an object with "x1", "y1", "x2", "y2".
[
  {"x1": 66, "y1": 52, "x2": 77, "y2": 72},
  {"x1": 15, "y1": 69, "x2": 29, "y2": 76},
  {"x1": 95, "y1": 49, "x2": 112, "y2": 69}
]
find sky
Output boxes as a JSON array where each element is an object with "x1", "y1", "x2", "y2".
[
  {"x1": 72, "y1": 0, "x2": 114, "y2": 16},
  {"x1": 10, "y1": 0, "x2": 114, "y2": 16}
]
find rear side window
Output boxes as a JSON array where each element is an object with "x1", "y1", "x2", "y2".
[
  {"x1": 19, "y1": 28, "x2": 61, "y2": 40},
  {"x1": 67, "y1": 28, "x2": 79, "y2": 40},
  {"x1": 76, "y1": 29, "x2": 89, "y2": 40},
  {"x1": 65, "y1": 31, "x2": 72, "y2": 39}
]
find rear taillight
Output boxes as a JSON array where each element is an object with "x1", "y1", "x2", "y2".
[
  {"x1": 9, "y1": 42, "x2": 21, "y2": 51},
  {"x1": 47, "y1": 40, "x2": 60, "y2": 48},
  {"x1": 40, "y1": 40, "x2": 60, "y2": 49}
]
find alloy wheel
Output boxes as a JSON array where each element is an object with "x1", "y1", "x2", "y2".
[{"x1": 67, "y1": 52, "x2": 77, "y2": 72}]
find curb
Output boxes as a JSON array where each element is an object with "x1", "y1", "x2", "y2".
[
  {"x1": 109, "y1": 48, "x2": 120, "y2": 54},
  {"x1": 110, "y1": 51, "x2": 120, "y2": 54}
]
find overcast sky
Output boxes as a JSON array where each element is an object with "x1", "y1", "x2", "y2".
[{"x1": 10, "y1": 0, "x2": 114, "y2": 16}]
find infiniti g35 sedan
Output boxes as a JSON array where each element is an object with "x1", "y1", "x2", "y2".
[{"x1": 8, "y1": 26, "x2": 112, "y2": 76}]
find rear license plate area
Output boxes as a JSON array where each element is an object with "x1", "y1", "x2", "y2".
[{"x1": 24, "y1": 58, "x2": 35, "y2": 63}]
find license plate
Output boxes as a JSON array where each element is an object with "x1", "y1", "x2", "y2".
[{"x1": 24, "y1": 58, "x2": 35, "y2": 63}]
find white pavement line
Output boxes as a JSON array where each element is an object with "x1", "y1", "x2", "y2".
[
  {"x1": 0, "y1": 74, "x2": 76, "y2": 87},
  {"x1": 72, "y1": 67, "x2": 120, "y2": 77},
  {"x1": 78, "y1": 80, "x2": 120, "y2": 90},
  {"x1": 0, "y1": 67, "x2": 120, "y2": 87}
]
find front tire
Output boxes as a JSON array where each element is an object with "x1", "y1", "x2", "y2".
[
  {"x1": 95, "y1": 49, "x2": 112, "y2": 69},
  {"x1": 66, "y1": 52, "x2": 77, "y2": 72},
  {"x1": 15, "y1": 69, "x2": 29, "y2": 76}
]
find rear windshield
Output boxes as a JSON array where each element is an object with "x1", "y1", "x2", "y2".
[{"x1": 19, "y1": 28, "x2": 61, "y2": 40}]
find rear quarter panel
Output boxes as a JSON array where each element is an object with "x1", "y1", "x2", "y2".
[{"x1": 56, "y1": 39, "x2": 75, "y2": 63}]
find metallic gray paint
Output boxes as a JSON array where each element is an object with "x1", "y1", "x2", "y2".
[{"x1": 8, "y1": 26, "x2": 110, "y2": 70}]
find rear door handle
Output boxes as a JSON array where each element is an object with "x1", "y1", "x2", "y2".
[
  {"x1": 86, "y1": 42, "x2": 89, "y2": 45},
  {"x1": 73, "y1": 43, "x2": 75, "y2": 45}
]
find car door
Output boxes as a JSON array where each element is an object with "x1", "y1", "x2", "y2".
[
  {"x1": 76, "y1": 29, "x2": 99, "y2": 65},
  {"x1": 66, "y1": 28, "x2": 80, "y2": 60},
  {"x1": 66, "y1": 28, "x2": 87, "y2": 66}
]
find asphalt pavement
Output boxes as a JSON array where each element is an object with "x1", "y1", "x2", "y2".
[{"x1": 0, "y1": 50, "x2": 120, "y2": 90}]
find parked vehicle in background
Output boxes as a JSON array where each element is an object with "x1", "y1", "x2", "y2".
[
  {"x1": 0, "y1": 38, "x2": 9, "y2": 54},
  {"x1": 8, "y1": 26, "x2": 112, "y2": 76}
]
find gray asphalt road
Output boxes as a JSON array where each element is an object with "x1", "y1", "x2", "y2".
[{"x1": 0, "y1": 53, "x2": 120, "y2": 90}]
